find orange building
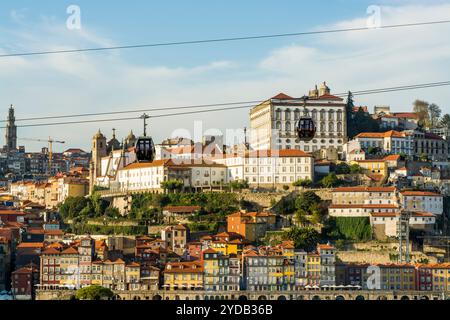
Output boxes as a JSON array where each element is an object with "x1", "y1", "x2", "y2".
[{"x1": 227, "y1": 212, "x2": 277, "y2": 242}]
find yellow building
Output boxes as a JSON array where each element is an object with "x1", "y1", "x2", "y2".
[
  {"x1": 427, "y1": 264, "x2": 450, "y2": 291},
  {"x1": 207, "y1": 232, "x2": 250, "y2": 256},
  {"x1": 126, "y1": 262, "x2": 141, "y2": 291},
  {"x1": 164, "y1": 261, "x2": 203, "y2": 291},
  {"x1": 306, "y1": 253, "x2": 321, "y2": 286},
  {"x1": 91, "y1": 261, "x2": 104, "y2": 286},
  {"x1": 379, "y1": 264, "x2": 416, "y2": 291},
  {"x1": 354, "y1": 159, "x2": 388, "y2": 179}
]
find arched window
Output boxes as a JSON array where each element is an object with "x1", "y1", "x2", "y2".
[
  {"x1": 329, "y1": 110, "x2": 335, "y2": 121},
  {"x1": 337, "y1": 122, "x2": 343, "y2": 132},
  {"x1": 285, "y1": 109, "x2": 291, "y2": 121},
  {"x1": 276, "y1": 121, "x2": 281, "y2": 130},
  {"x1": 320, "y1": 110, "x2": 326, "y2": 121},
  {"x1": 275, "y1": 109, "x2": 281, "y2": 120},
  {"x1": 294, "y1": 109, "x2": 300, "y2": 120},
  {"x1": 337, "y1": 110, "x2": 343, "y2": 121},
  {"x1": 286, "y1": 122, "x2": 292, "y2": 132},
  {"x1": 312, "y1": 109, "x2": 318, "y2": 120},
  {"x1": 320, "y1": 122, "x2": 326, "y2": 132},
  {"x1": 329, "y1": 122, "x2": 334, "y2": 132}
]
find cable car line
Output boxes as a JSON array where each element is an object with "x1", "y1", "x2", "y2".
[
  {"x1": 2, "y1": 81, "x2": 449, "y2": 124},
  {"x1": 1, "y1": 20, "x2": 449, "y2": 58}
]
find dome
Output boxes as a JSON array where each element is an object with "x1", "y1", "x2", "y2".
[{"x1": 93, "y1": 129, "x2": 105, "y2": 140}]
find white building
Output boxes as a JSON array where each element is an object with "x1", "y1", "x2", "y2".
[
  {"x1": 400, "y1": 190, "x2": 444, "y2": 216},
  {"x1": 213, "y1": 149, "x2": 314, "y2": 188},
  {"x1": 371, "y1": 212, "x2": 436, "y2": 238},
  {"x1": 354, "y1": 130, "x2": 414, "y2": 156},
  {"x1": 116, "y1": 160, "x2": 228, "y2": 192},
  {"x1": 328, "y1": 204, "x2": 399, "y2": 218},
  {"x1": 250, "y1": 82, "x2": 347, "y2": 154}
]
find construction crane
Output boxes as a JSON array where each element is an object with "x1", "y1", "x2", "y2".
[{"x1": 19, "y1": 137, "x2": 66, "y2": 174}]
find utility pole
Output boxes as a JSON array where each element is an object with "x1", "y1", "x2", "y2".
[{"x1": 140, "y1": 113, "x2": 150, "y2": 137}]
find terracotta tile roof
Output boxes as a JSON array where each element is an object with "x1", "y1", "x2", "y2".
[
  {"x1": 41, "y1": 247, "x2": 61, "y2": 255},
  {"x1": 316, "y1": 94, "x2": 344, "y2": 101},
  {"x1": 370, "y1": 212, "x2": 398, "y2": 218},
  {"x1": 45, "y1": 230, "x2": 64, "y2": 236},
  {"x1": 401, "y1": 191, "x2": 442, "y2": 197},
  {"x1": 0, "y1": 210, "x2": 26, "y2": 216},
  {"x1": 13, "y1": 266, "x2": 39, "y2": 274},
  {"x1": 318, "y1": 244, "x2": 335, "y2": 250},
  {"x1": 329, "y1": 204, "x2": 399, "y2": 209},
  {"x1": 356, "y1": 130, "x2": 406, "y2": 139},
  {"x1": 203, "y1": 248, "x2": 218, "y2": 254},
  {"x1": 392, "y1": 112, "x2": 418, "y2": 120},
  {"x1": 17, "y1": 242, "x2": 45, "y2": 249},
  {"x1": 165, "y1": 261, "x2": 203, "y2": 273},
  {"x1": 412, "y1": 212, "x2": 435, "y2": 218},
  {"x1": 61, "y1": 247, "x2": 78, "y2": 255},
  {"x1": 384, "y1": 155, "x2": 401, "y2": 161},
  {"x1": 127, "y1": 262, "x2": 140, "y2": 268},
  {"x1": 247, "y1": 149, "x2": 312, "y2": 158},
  {"x1": 271, "y1": 93, "x2": 294, "y2": 100},
  {"x1": 332, "y1": 186, "x2": 396, "y2": 193}
]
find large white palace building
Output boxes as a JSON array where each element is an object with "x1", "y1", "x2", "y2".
[{"x1": 250, "y1": 82, "x2": 348, "y2": 153}]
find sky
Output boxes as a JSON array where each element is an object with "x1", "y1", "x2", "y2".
[{"x1": 1, "y1": 0, "x2": 450, "y2": 152}]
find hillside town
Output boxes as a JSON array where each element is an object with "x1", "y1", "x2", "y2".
[{"x1": 1, "y1": 83, "x2": 450, "y2": 301}]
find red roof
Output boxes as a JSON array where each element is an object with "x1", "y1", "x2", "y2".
[
  {"x1": 332, "y1": 186, "x2": 396, "y2": 193},
  {"x1": 401, "y1": 191, "x2": 442, "y2": 197},
  {"x1": 271, "y1": 93, "x2": 294, "y2": 100},
  {"x1": 356, "y1": 130, "x2": 406, "y2": 139},
  {"x1": 317, "y1": 94, "x2": 344, "y2": 101},
  {"x1": 17, "y1": 242, "x2": 45, "y2": 249},
  {"x1": 392, "y1": 112, "x2": 419, "y2": 120},
  {"x1": 0, "y1": 210, "x2": 26, "y2": 216},
  {"x1": 384, "y1": 155, "x2": 401, "y2": 161},
  {"x1": 61, "y1": 247, "x2": 78, "y2": 255}
]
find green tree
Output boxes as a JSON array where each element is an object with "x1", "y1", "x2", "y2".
[
  {"x1": 293, "y1": 179, "x2": 313, "y2": 188},
  {"x1": 282, "y1": 185, "x2": 290, "y2": 192},
  {"x1": 428, "y1": 103, "x2": 442, "y2": 128},
  {"x1": 59, "y1": 196, "x2": 89, "y2": 219},
  {"x1": 368, "y1": 146, "x2": 381, "y2": 155},
  {"x1": 75, "y1": 285, "x2": 114, "y2": 300},
  {"x1": 283, "y1": 227, "x2": 320, "y2": 251},
  {"x1": 349, "y1": 164, "x2": 362, "y2": 174},
  {"x1": 230, "y1": 180, "x2": 250, "y2": 192},
  {"x1": 335, "y1": 162, "x2": 350, "y2": 174},
  {"x1": 161, "y1": 180, "x2": 184, "y2": 193},
  {"x1": 321, "y1": 173, "x2": 341, "y2": 188},
  {"x1": 440, "y1": 114, "x2": 450, "y2": 129},
  {"x1": 414, "y1": 99, "x2": 430, "y2": 128},
  {"x1": 295, "y1": 191, "x2": 322, "y2": 212},
  {"x1": 420, "y1": 153, "x2": 429, "y2": 162},
  {"x1": 295, "y1": 209, "x2": 309, "y2": 227}
]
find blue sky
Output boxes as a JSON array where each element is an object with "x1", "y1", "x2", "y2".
[{"x1": 1, "y1": 0, "x2": 450, "y2": 151}]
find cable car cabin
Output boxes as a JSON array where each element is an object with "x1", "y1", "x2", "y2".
[
  {"x1": 297, "y1": 117, "x2": 316, "y2": 142},
  {"x1": 135, "y1": 137, "x2": 156, "y2": 163}
]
